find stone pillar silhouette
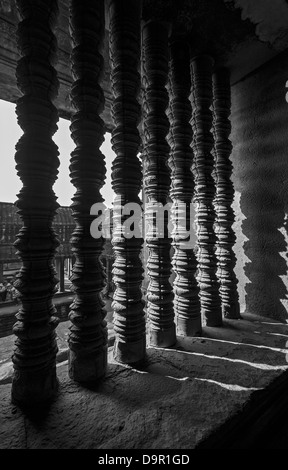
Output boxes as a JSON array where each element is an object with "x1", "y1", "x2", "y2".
[
  {"x1": 213, "y1": 68, "x2": 241, "y2": 319},
  {"x1": 190, "y1": 56, "x2": 222, "y2": 327},
  {"x1": 68, "y1": 0, "x2": 107, "y2": 382},
  {"x1": 109, "y1": 0, "x2": 146, "y2": 364},
  {"x1": 142, "y1": 21, "x2": 176, "y2": 347},
  {"x1": 167, "y1": 39, "x2": 201, "y2": 336},
  {"x1": 11, "y1": 0, "x2": 60, "y2": 406}
]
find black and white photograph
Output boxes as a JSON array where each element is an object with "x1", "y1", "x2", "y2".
[{"x1": 0, "y1": 0, "x2": 288, "y2": 453}]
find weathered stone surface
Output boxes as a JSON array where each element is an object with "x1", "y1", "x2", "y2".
[
  {"x1": 68, "y1": 0, "x2": 108, "y2": 384},
  {"x1": 224, "y1": 0, "x2": 288, "y2": 51},
  {"x1": 212, "y1": 68, "x2": 240, "y2": 319},
  {"x1": 231, "y1": 50, "x2": 288, "y2": 323},
  {"x1": 167, "y1": 38, "x2": 201, "y2": 337},
  {"x1": 11, "y1": 0, "x2": 60, "y2": 406},
  {"x1": 0, "y1": 320, "x2": 115, "y2": 386},
  {"x1": 0, "y1": 0, "x2": 286, "y2": 126},
  {"x1": 1, "y1": 313, "x2": 287, "y2": 449},
  {"x1": 142, "y1": 20, "x2": 176, "y2": 348},
  {"x1": 109, "y1": 0, "x2": 146, "y2": 365},
  {"x1": 190, "y1": 56, "x2": 222, "y2": 327},
  {"x1": 0, "y1": 362, "x2": 13, "y2": 385},
  {"x1": 0, "y1": 0, "x2": 113, "y2": 128}
]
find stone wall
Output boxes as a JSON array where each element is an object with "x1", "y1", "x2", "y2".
[{"x1": 231, "y1": 49, "x2": 288, "y2": 322}]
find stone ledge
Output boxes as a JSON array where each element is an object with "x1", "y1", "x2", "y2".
[
  {"x1": 0, "y1": 324, "x2": 116, "y2": 386},
  {"x1": 0, "y1": 313, "x2": 287, "y2": 449},
  {"x1": 197, "y1": 367, "x2": 288, "y2": 448}
]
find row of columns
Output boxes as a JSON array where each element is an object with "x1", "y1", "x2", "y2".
[
  {"x1": 11, "y1": 0, "x2": 240, "y2": 406},
  {"x1": 0, "y1": 257, "x2": 72, "y2": 296}
]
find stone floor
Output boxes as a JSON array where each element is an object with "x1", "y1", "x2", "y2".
[{"x1": 0, "y1": 313, "x2": 288, "y2": 449}]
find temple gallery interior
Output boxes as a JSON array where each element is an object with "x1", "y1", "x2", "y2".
[{"x1": 1, "y1": 0, "x2": 288, "y2": 449}]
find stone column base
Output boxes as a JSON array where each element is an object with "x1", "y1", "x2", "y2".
[
  {"x1": 11, "y1": 366, "x2": 58, "y2": 407},
  {"x1": 177, "y1": 316, "x2": 202, "y2": 337},
  {"x1": 149, "y1": 324, "x2": 176, "y2": 348},
  {"x1": 113, "y1": 337, "x2": 146, "y2": 366},
  {"x1": 68, "y1": 347, "x2": 107, "y2": 384}
]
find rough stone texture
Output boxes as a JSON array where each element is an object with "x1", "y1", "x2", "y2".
[
  {"x1": 168, "y1": 39, "x2": 202, "y2": 337},
  {"x1": 0, "y1": 319, "x2": 115, "y2": 386},
  {"x1": 68, "y1": 0, "x2": 108, "y2": 383},
  {"x1": 212, "y1": 69, "x2": 240, "y2": 319},
  {"x1": 142, "y1": 21, "x2": 175, "y2": 348},
  {"x1": 224, "y1": 0, "x2": 288, "y2": 51},
  {"x1": 231, "y1": 49, "x2": 288, "y2": 322},
  {"x1": 11, "y1": 0, "x2": 60, "y2": 406},
  {"x1": 0, "y1": 0, "x2": 113, "y2": 129},
  {"x1": 109, "y1": 0, "x2": 146, "y2": 364},
  {"x1": 0, "y1": 0, "x2": 287, "y2": 122},
  {"x1": 190, "y1": 56, "x2": 222, "y2": 327},
  {"x1": 1, "y1": 313, "x2": 288, "y2": 448},
  {"x1": 0, "y1": 293, "x2": 73, "y2": 339}
]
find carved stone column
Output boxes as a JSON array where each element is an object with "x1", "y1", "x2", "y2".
[
  {"x1": 213, "y1": 68, "x2": 241, "y2": 319},
  {"x1": 190, "y1": 56, "x2": 222, "y2": 327},
  {"x1": 11, "y1": 0, "x2": 60, "y2": 406},
  {"x1": 142, "y1": 21, "x2": 176, "y2": 347},
  {"x1": 68, "y1": 0, "x2": 107, "y2": 382},
  {"x1": 109, "y1": 0, "x2": 146, "y2": 364},
  {"x1": 167, "y1": 39, "x2": 201, "y2": 336}
]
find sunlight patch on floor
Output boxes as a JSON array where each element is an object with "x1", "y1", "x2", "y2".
[
  {"x1": 199, "y1": 337, "x2": 288, "y2": 354},
  {"x1": 193, "y1": 377, "x2": 263, "y2": 392},
  {"x1": 155, "y1": 347, "x2": 288, "y2": 370},
  {"x1": 267, "y1": 332, "x2": 288, "y2": 338}
]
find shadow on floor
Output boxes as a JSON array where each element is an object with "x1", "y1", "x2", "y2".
[{"x1": 1, "y1": 312, "x2": 287, "y2": 449}]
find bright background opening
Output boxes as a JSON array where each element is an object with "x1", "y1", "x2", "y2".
[{"x1": 0, "y1": 99, "x2": 115, "y2": 207}]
